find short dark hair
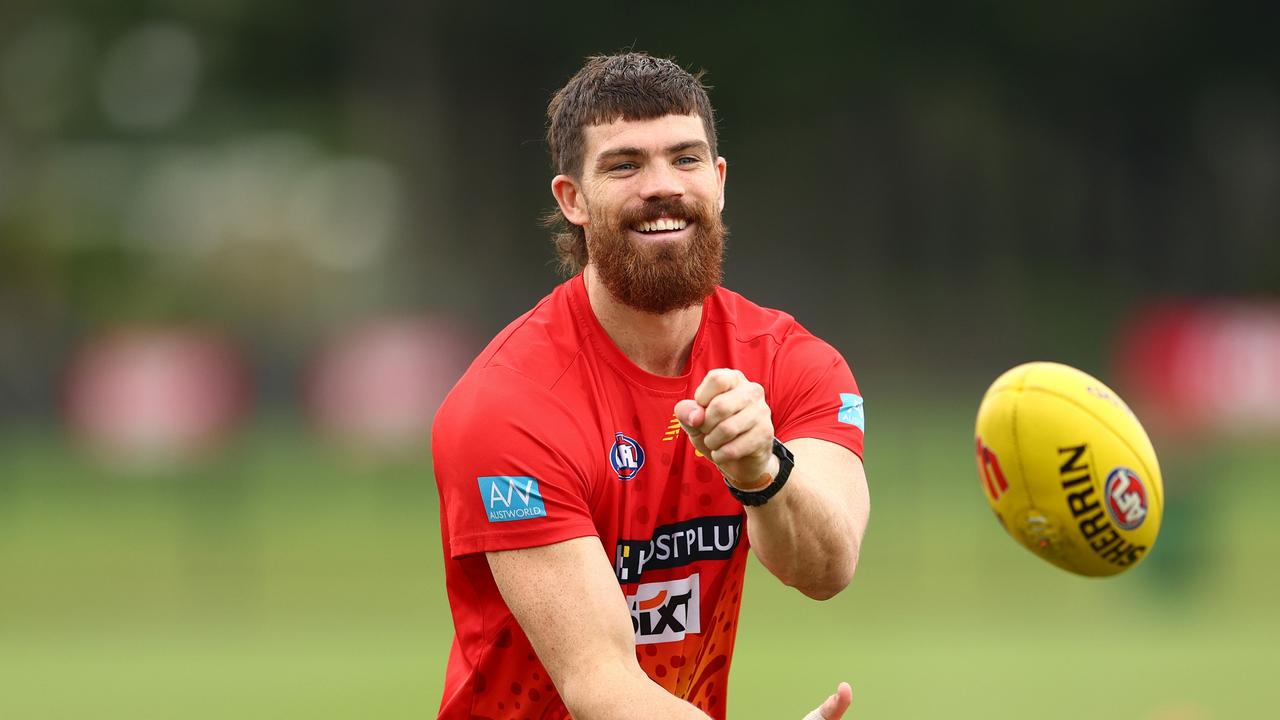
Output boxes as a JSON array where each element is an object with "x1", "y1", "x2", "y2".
[{"x1": 544, "y1": 52, "x2": 718, "y2": 274}]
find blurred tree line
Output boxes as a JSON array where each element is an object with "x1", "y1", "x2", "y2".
[{"x1": 1, "y1": 0, "x2": 1277, "y2": 417}]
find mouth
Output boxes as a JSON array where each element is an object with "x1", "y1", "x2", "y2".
[{"x1": 630, "y1": 216, "x2": 691, "y2": 239}]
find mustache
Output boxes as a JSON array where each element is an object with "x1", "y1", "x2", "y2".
[{"x1": 619, "y1": 197, "x2": 703, "y2": 226}]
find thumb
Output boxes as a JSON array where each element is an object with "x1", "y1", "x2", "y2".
[
  {"x1": 674, "y1": 399, "x2": 705, "y2": 432},
  {"x1": 802, "y1": 682, "x2": 853, "y2": 720}
]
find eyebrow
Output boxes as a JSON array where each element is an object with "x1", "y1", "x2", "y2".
[{"x1": 595, "y1": 140, "x2": 711, "y2": 166}]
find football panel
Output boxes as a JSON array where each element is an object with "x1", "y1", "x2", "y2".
[
  {"x1": 1023, "y1": 362, "x2": 1165, "y2": 518},
  {"x1": 974, "y1": 386, "x2": 1036, "y2": 550},
  {"x1": 1013, "y1": 389, "x2": 1161, "y2": 577}
]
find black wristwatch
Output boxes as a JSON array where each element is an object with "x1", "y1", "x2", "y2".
[{"x1": 723, "y1": 438, "x2": 795, "y2": 506}]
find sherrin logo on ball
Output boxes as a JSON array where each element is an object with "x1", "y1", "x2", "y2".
[{"x1": 974, "y1": 362, "x2": 1164, "y2": 577}]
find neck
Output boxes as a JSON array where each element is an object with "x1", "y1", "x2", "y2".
[{"x1": 583, "y1": 265, "x2": 704, "y2": 377}]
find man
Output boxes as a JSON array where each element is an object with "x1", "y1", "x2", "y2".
[{"x1": 432, "y1": 52, "x2": 869, "y2": 720}]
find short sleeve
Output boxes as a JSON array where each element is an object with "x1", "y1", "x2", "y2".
[
  {"x1": 767, "y1": 330, "x2": 865, "y2": 459},
  {"x1": 431, "y1": 366, "x2": 601, "y2": 558}
]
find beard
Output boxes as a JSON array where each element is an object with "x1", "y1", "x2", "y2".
[{"x1": 585, "y1": 196, "x2": 726, "y2": 315}]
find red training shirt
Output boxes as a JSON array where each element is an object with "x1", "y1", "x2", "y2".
[{"x1": 432, "y1": 274, "x2": 864, "y2": 720}]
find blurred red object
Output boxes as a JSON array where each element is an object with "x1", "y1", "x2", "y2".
[
  {"x1": 62, "y1": 327, "x2": 251, "y2": 465},
  {"x1": 1114, "y1": 301, "x2": 1280, "y2": 437},
  {"x1": 304, "y1": 316, "x2": 472, "y2": 453}
]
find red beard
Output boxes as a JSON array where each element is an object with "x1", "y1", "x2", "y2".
[{"x1": 586, "y1": 197, "x2": 726, "y2": 315}]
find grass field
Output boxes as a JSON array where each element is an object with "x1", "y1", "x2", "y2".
[{"x1": 1, "y1": 400, "x2": 1277, "y2": 719}]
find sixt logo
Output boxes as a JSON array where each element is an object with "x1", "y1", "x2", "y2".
[
  {"x1": 626, "y1": 574, "x2": 701, "y2": 645},
  {"x1": 610, "y1": 432, "x2": 646, "y2": 481},
  {"x1": 1104, "y1": 467, "x2": 1148, "y2": 530},
  {"x1": 476, "y1": 476, "x2": 546, "y2": 523},
  {"x1": 615, "y1": 515, "x2": 742, "y2": 583}
]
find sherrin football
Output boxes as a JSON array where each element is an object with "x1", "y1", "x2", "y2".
[{"x1": 974, "y1": 362, "x2": 1163, "y2": 577}]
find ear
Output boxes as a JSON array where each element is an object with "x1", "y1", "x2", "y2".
[
  {"x1": 551, "y1": 174, "x2": 590, "y2": 226},
  {"x1": 715, "y1": 156, "x2": 728, "y2": 212}
]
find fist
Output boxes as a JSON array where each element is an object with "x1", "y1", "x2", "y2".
[{"x1": 674, "y1": 368, "x2": 777, "y2": 490}]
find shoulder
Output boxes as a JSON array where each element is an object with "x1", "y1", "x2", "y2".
[
  {"x1": 708, "y1": 286, "x2": 834, "y2": 355},
  {"x1": 433, "y1": 281, "x2": 596, "y2": 452},
  {"x1": 705, "y1": 287, "x2": 854, "y2": 402},
  {"x1": 436, "y1": 363, "x2": 560, "y2": 429},
  {"x1": 432, "y1": 362, "x2": 601, "y2": 496},
  {"x1": 435, "y1": 358, "x2": 591, "y2": 454},
  {"x1": 462, "y1": 279, "x2": 588, "y2": 391}
]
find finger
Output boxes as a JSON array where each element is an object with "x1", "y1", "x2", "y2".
[
  {"x1": 702, "y1": 402, "x2": 769, "y2": 453},
  {"x1": 802, "y1": 682, "x2": 852, "y2": 720},
  {"x1": 674, "y1": 400, "x2": 713, "y2": 456},
  {"x1": 693, "y1": 368, "x2": 743, "y2": 408},
  {"x1": 708, "y1": 417, "x2": 772, "y2": 463},
  {"x1": 822, "y1": 682, "x2": 854, "y2": 720},
  {"x1": 700, "y1": 387, "x2": 756, "y2": 439},
  {"x1": 674, "y1": 399, "x2": 705, "y2": 432}
]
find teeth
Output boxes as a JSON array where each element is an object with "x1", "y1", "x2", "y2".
[{"x1": 635, "y1": 218, "x2": 689, "y2": 233}]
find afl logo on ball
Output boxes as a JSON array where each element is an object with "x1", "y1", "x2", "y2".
[
  {"x1": 610, "y1": 432, "x2": 646, "y2": 481},
  {"x1": 1104, "y1": 467, "x2": 1149, "y2": 530}
]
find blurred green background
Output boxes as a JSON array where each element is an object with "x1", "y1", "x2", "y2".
[{"x1": 2, "y1": 1, "x2": 1278, "y2": 718}]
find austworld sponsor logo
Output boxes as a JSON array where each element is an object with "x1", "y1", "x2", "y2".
[
  {"x1": 627, "y1": 574, "x2": 701, "y2": 645},
  {"x1": 614, "y1": 515, "x2": 742, "y2": 583},
  {"x1": 477, "y1": 475, "x2": 546, "y2": 523},
  {"x1": 838, "y1": 392, "x2": 865, "y2": 430}
]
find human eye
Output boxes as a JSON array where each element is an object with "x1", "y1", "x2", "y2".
[{"x1": 675, "y1": 155, "x2": 702, "y2": 167}]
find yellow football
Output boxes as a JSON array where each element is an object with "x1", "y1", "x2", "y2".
[{"x1": 974, "y1": 362, "x2": 1163, "y2": 577}]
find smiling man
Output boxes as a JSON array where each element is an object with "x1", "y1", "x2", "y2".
[{"x1": 431, "y1": 52, "x2": 869, "y2": 720}]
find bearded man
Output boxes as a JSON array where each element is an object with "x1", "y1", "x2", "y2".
[{"x1": 432, "y1": 52, "x2": 869, "y2": 720}]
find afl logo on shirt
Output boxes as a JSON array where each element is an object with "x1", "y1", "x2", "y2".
[{"x1": 610, "y1": 432, "x2": 645, "y2": 481}]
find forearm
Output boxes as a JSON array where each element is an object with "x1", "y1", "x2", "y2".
[
  {"x1": 490, "y1": 539, "x2": 712, "y2": 719},
  {"x1": 561, "y1": 660, "x2": 711, "y2": 720},
  {"x1": 671, "y1": 371, "x2": 869, "y2": 601},
  {"x1": 745, "y1": 471, "x2": 859, "y2": 598}
]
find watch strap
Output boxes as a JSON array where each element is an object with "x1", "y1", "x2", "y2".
[{"x1": 723, "y1": 438, "x2": 795, "y2": 506}]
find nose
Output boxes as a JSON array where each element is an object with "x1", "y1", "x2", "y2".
[{"x1": 637, "y1": 162, "x2": 684, "y2": 201}]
